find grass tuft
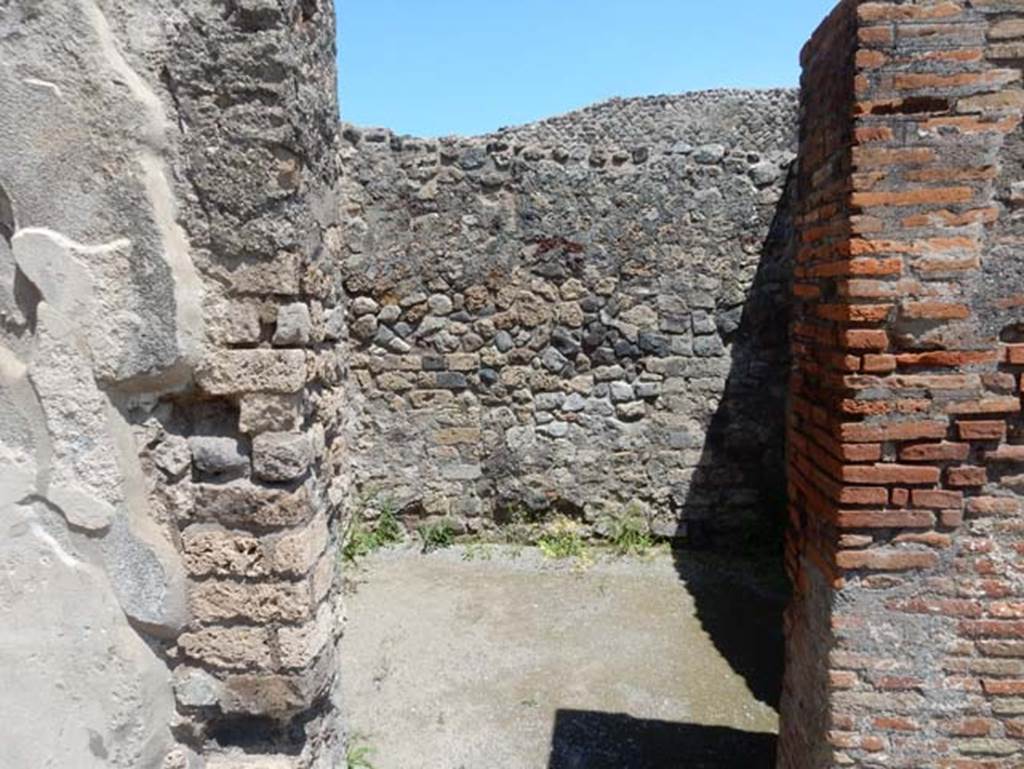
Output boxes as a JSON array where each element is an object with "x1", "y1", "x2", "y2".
[
  {"x1": 418, "y1": 519, "x2": 456, "y2": 553},
  {"x1": 342, "y1": 499, "x2": 404, "y2": 562}
]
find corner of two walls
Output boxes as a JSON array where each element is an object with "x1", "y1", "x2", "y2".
[{"x1": 338, "y1": 92, "x2": 798, "y2": 546}]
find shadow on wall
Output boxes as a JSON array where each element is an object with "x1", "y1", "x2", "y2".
[
  {"x1": 547, "y1": 709, "x2": 776, "y2": 769},
  {"x1": 671, "y1": 166, "x2": 797, "y2": 711}
]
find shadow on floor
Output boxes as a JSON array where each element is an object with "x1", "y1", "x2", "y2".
[
  {"x1": 668, "y1": 165, "x2": 796, "y2": 711},
  {"x1": 547, "y1": 709, "x2": 776, "y2": 769}
]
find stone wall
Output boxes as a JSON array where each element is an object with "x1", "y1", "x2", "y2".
[
  {"x1": 781, "y1": 1, "x2": 1024, "y2": 767},
  {"x1": 0, "y1": 1, "x2": 344, "y2": 767},
  {"x1": 339, "y1": 91, "x2": 798, "y2": 541}
]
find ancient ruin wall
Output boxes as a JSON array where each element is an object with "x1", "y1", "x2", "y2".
[
  {"x1": 782, "y1": 1, "x2": 1024, "y2": 767},
  {"x1": 0, "y1": 1, "x2": 344, "y2": 767},
  {"x1": 339, "y1": 91, "x2": 798, "y2": 541}
]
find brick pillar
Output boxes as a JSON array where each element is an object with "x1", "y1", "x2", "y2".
[
  {"x1": 146, "y1": 1, "x2": 346, "y2": 764},
  {"x1": 782, "y1": 1, "x2": 1024, "y2": 766}
]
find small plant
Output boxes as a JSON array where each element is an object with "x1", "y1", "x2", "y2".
[
  {"x1": 344, "y1": 740, "x2": 376, "y2": 769},
  {"x1": 342, "y1": 497, "x2": 405, "y2": 562},
  {"x1": 373, "y1": 501, "x2": 403, "y2": 546},
  {"x1": 462, "y1": 541, "x2": 493, "y2": 561},
  {"x1": 419, "y1": 519, "x2": 456, "y2": 553},
  {"x1": 537, "y1": 517, "x2": 588, "y2": 560},
  {"x1": 604, "y1": 504, "x2": 654, "y2": 556}
]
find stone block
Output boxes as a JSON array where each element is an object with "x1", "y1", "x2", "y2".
[
  {"x1": 173, "y1": 667, "x2": 222, "y2": 708},
  {"x1": 277, "y1": 601, "x2": 334, "y2": 670},
  {"x1": 190, "y1": 579, "x2": 313, "y2": 624},
  {"x1": 223, "y1": 253, "x2": 301, "y2": 296},
  {"x1": 268, "y1": 516, "x2": 329, "y2": 576},
  {"x1": 188, "y1": 436, "x2": 249, "y2": 476},
  {"x1": 239, "y1": 392, "x2": 303, "y2": 434},
  {"x1": 194, "y1": 481, "x2": 313, "y2": 528},
  {"x1": 272, "y1": 302, "x2": 312, "y2": 346},
  {"x1": 208, "y1": 301, "x2": 262, "y2": 345},
  {"x1": 196, "y1": 350, "x2": 307, "y2": 395},
  {"x1": 441, "y1": 463, "x2": 482, "y2": 480},
  {"x1": 178, "y1": 626, "x2": 272, "y2": 670},
  {"x1": 252, "y1": 431, "x2": 313, "y2": 482},
  {"x1": 181, "y1": 524, "x2": 266, "y2": 577},
  {"x1": 323, "y1": 306, "x2": 345, "y2": 341}
]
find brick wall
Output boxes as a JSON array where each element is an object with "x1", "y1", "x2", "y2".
[{"x1": 781, "y1": 1, "x2": 1024, "y2": 766}]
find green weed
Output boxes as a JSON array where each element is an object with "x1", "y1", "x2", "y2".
[
  {"x1": 537, "y1": 517, "x2": 588, "y2": 560},
  {"x1": 604, "y1": 505, "x2": 654, "y2": 556},
  {"x1": 343, "y1": 740, "x2": 375, "y2": 769},
  {"x1": 342, "y1": 498, "x2": 404, "y2": 562},
  {"x1": 419, "y1": 519, "x2": 456, "y2": 553},
  {"x1": 461, "y1": 542, "x2": 494, "y2": 561}
]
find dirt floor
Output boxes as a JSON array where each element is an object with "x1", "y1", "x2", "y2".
[{"x1": 338, "y1": 545, "x2": 786, "y2": 769}]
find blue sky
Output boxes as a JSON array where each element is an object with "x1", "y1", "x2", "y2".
[{"x1": 336, "y1": 1, "x2": 838, "y2": 137}]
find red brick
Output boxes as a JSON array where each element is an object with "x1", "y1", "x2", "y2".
[
  {"x1": 985, "y1": 445, "x2": 1024, "y2": 463},
  {"x1": 946, "y1": 397, "x2": 1020, "y2": 415},
  {"x1": 837, "y1": 548, "x2": 939, "y2": 571},
  {"x1": 852, "y1": 187, "x2": 975, "y2": 208},
  {"x1": 1006, "y1": 344, "x2": 1024, "y2": 365},
  {"x1": 901, "y1": 302, "x2": 971, "y2": 320},
  {"x1": 938, "y1": 509, "x2": 964, "y2": 528},
  {"x1": 840, "y1": 329, "x2": 890, "y2": 350},
  {"x1": 896, "y1": 351, "x2": 999, "y2": 368},
  {"x1": 966, "y1": 496, "x2": 1021, "y2": 516},
  {"x1": 939, "y1": 718, "x2": 994, "y2": 737},
  {"x1": 836, "y1": 510, "x2": 935, "y2": 528},
  {"x1": 843, "y1": 464, "x2": 941, "y2": 485},
  {"x1": 899, "y1": 442, "x2": 970, "y2": 461},
  {"x1": 957, "y1": 420, "x2": 1007, "y2": 441},
  {"x1": 872, "y1": 716, "x2": 919, "y2": 732},
  {"x1": 912, "y1": 489, "x2": 964, "y2": 509},
  {"x1": 982, "y1": 679, "x2": 1024, "y2": 695},
  {"x1": 947, "y1": 466, "x2": 988, "y2": 487},
  {"x1": 959, "y1": 620, "x2": 1024, "y2": 639},
  {"x1": 840, "y1": 420, "x2": 948, "y2": 443},
  {"x1": 857, "y1": 1, "x2": 962, "y2": 21}
]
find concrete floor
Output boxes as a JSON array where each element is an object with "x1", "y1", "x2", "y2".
[{"x1": 339, "y1": 545, "x2": 784, "y2": 769}]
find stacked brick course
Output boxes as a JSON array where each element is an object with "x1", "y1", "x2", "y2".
[
  {"x1": 136, "y1": 1, "x2": 346, "y2": 763},
  {"x1": 782, "y1": 1, "x2": 1024, "y2": 766}
]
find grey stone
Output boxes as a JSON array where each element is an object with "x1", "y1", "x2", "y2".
[
  {"x1": 693, "y1": 143, "x2": 726, "y2": 164},
  {"x1": 635, "y1": 382, "x2": 662, "y2": 399},
  {"x1": 350, "y1": 315, "x2": 378, "y2": 342},
  {"x1": 174, "y1": 667, "x2": 222, "y2": 708},
  {"x1": 750, "y1": 160, "x2": 782, "y2": 187},
  {"x1": 252, "y1": 432, "x2": 313, "y2": 482},
  {"x1": 441, "y1": 464, "x2": 482, "y2": 480},
  {"x1": 428, "y1": 294, "x2": 454, "y2": 315},
  {"x1": 352, "y1": 296, "x2": 379, "y2": 316},
  {"x1": 616, "y1": 402, "x2": 646, "y2": 420},
  {"x1": 693, "y1": 335, "x2": 726, "y2": 358},
  {"x1": 562, "y1": 393, "x2": 587, "y2": 412},
  {"x1": 494, "y1": 330, "x2": 514, "y2": 352},
  {"x1": 272, "y1": 303, "x2": 312, "y2": 346},
  {"x1": 189, "y1": 436, "x2": 249, "y2": 476},
  {"x1": 378, "y1": 303, "x2": 401, "y2": 323},
  {"x1": 610, "y1": 382, "x2": 635, "y2": 403},
  {"x1": 323, "y1": 307, "x2": 345, "y2": 341},
  {"x1": 539, "y1": 421, "x2": 569, "y2": 438},
  {"x1": 541, "y1": 347, "x2": 568, "y2": 373},
  {"x1": 692, "y1": 310, "x2": 717, "y2": 335},
  {"x1": 534, "y1": 392, "x2": 565, "y2": 411}
]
